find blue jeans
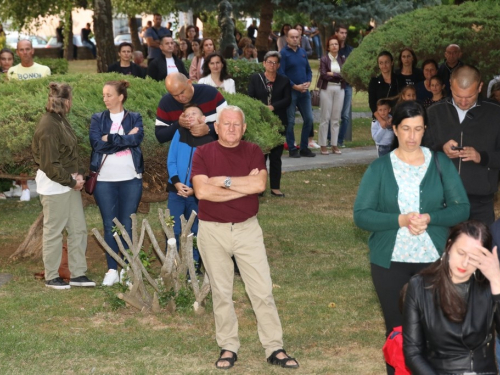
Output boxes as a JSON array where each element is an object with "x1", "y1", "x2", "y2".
[
  {"x1": 377, "y1": 145, "x2": 391, "y2": 157},
  {"x1": 338, "y1": 84, "x2": 352, "y2": 145},
  {"x1": 167, "y1": 192, "x2": 200, "y2": 264},
  {"x1": 82, "y1": 40, "x2": 96, "y2": 57},
  {"x1": 94, "y1": 178, "x2": 142, "y2": 270},
  {"x1": 286, "y1": 90, "x2": 313, "y2": 152},
  {"x1": 312, "y1": 35, "x2": 322, "y2": 58}
]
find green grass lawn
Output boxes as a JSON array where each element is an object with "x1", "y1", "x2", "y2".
[
  {"x1": 0, "y1": 165, "x2": 386, "y2": 374},
  {"x1": 68, "y1": 60, "x2": 98, "y2": 74}
]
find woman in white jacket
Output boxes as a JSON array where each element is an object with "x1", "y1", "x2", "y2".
[{"x1": 198, "y1": 52, "x2": 235, "y2": 94}]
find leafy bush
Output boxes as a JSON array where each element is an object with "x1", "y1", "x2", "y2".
[
  {"x1": 183, "y1": 58, "x2": 264, "y2": 94},
  {"x1": 0, "y1": 73, "x2": 283, "y2": 173},
  {"x1": 342, "y1": 1, "x2": 500, "y2": 91},
  {"x1": 35, "y1": 58, "x2": 69, "y2": 75}
]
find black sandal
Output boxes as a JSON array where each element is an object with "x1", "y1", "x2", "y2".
[
  {"x1": 267, "y1": 349, "x2": 299, "y2": 369},
  {"x1": 215, "y1": 350, "x2": 237, "y2": 370}
]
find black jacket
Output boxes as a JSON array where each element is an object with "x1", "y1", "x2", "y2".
[
  {"x1": 424, "y1": 96, "x2": 500, "y2": 196},
  {"x1": 107, "y1": 61, "x2": 146, "y2": 78},
  {"x1": 368, "y1": 73, "x2": 405, "y2": 114},
  {"x1": 403, "y1": 274, "x2": 500, "y2": 375},
  {"x1": 147, "y1": 55, "x2": 188, "y2": 82},
  {"x1": 247, "y1": 72, "x2": 291, "y2": 129}
]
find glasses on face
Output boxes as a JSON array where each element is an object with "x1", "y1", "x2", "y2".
[{"x1": 266, "y1": 61, "x2": 278, "y2": 66}]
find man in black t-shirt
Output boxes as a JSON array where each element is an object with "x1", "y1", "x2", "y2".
[{"x1": 107, "y1": 42, "x2": 146, "y2": 78}]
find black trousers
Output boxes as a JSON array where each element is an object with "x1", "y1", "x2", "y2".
[
  {"x1": 371, "y1": 261, "x2": 432, "y2": 375},
  {"x1": 468, "y1": 193, "x2": 495, "y2": 227},
  {"x1": 265, "y1": 144, "x2": 284, "y2": 190}
]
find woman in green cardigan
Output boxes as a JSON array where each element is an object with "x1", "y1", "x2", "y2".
[{"x1": 353, "y1": 101, "x2": 470, "y2": 375}]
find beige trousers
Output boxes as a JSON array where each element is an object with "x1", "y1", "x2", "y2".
[
  {"x1": 319, "y1": 83, "x2": 345, "y2": 146},
  {"x1": 198, "y1": 216, "x2": 284, "y2": 358},
  {"x1": 40, "y1": 190, "x2": 88, "y2": 280}
]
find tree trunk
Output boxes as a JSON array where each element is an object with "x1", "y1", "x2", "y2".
[
  {"x1": 256, "y1": 0, "x2": 273, "y2": 61},
  {"x1": 128, "y1": 15, "x2": 142, "y2": 52},
  {"x1": 64, "y1": 11, "x2": 74, "y2": 61},
  {"x1": 93, "y1": 0, "x2": 116, "y2": 73},
  {"x1": 9, "y1": 212, "x2": 44, "y2": 260}
]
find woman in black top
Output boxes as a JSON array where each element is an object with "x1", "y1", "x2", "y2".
[
  {"x1": 248, "y1": 51, "x2": 291, "y2": 197},
  {"x1": 395, "y1": 47, "x2": 424, "y2": 86},
  {"x1": 415, "y1": 59, "x2": 438, "y2": 103},
  {"x1": 403, "y1": 221, "x2": 500, "y2": 375},
  {"x1": 368, "y1": 51, "x2": 405, "y2": 128}
]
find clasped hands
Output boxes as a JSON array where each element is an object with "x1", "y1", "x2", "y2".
[
  {"x1": 399, "y1": 212, "x2": 431, "y2": 236},
  {"x1": 293, "y1": 82, "x2": 310, "y2": 93},
  {"x1": 443, "y1": 139, "x2": 481, "y2": 163},
  {"x1": 71, "y1": 173, "x2": 85, "y2": 191}
]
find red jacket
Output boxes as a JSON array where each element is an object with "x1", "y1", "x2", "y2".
[{"x1": 383, "y1": 326, "x2": 411, "y2": 375}]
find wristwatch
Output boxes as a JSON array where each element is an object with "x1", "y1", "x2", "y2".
[{"x1": 223, "y1": 176, "x2": 231, "y2": 189}]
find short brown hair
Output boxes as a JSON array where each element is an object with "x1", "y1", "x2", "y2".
[
  {"x1": 118, "y1": 42, "x2": 133, "y2": 52},
  {"x1": 46, "y1": 82, "x2": 72, "y2": 116},
  {"x1": 325, "y1": 35, "x2": 340, "y2": 50}
]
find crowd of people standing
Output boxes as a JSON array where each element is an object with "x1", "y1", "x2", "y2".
[{"x1": 5, "y1": 13, "x2": 500, "y2": 374}]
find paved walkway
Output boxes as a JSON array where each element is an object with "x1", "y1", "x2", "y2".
[
  {"x1": 282, "y1": 145, "x2": 377, "y2": 172},
  {"x1": 282, "y1": 110, "x2": 376, "y2": 172}
]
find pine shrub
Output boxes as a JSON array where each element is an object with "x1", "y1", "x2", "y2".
[
  {"x1": 0, "y1": 73, "x2": 283, "y2": 174},
  {"x1": 342, "y1": 1, "x2": 500, "y2": 91}
]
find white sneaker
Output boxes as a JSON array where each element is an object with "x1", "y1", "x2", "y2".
[
  {"x1": 102, "y1": 269, "x2": 120, "y2": 286},
  {"x1": 11, "y1": 183, "x2": 22, "y2": 197},
  {"x1": 308, "y1": 141, "x2": 321, "y2": 149},
  {"x1": 20, "y1": 189, "x2": 30, "y2": 201}
]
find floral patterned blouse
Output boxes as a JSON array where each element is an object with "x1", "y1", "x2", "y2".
[{"x1": 390, "y1": 147, "x2": 439, "y2": 263}]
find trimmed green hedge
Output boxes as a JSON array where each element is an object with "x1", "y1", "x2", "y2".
[
  {"x1": 183, "y1": 59, "x2": 264, "y2": 94},
  {"x1": 342, "y1": 1, "x2": 500, "y2": 91},
  {"x1": 35, "y1": 58, "x2": 69, "y2": 75},
  {"x1": 0, "y1": 73, "x2": 283, "y2": 172}
]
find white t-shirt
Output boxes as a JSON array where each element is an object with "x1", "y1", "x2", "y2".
[
  {"x1": 166, "y1": 57, "x2": 178, "y2": 75},
  {"x1": 7, "y1": 63, "x2": 51, "y2": 80},
  {"x1": 35, "y1": 169, "x2": 72, "y2": 195},
  {"x1": 98, "y1": 111, "x2": 141, "y2": 182}
]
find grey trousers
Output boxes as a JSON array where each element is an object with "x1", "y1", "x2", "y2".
[
  {"x1": 40, "y1": 190, "x2": 88, "y2": 280},
  {"x1": 319, "y1": 83, "x2": 345, "y2": 147}
]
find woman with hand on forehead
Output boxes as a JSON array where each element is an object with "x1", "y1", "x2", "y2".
[{"x1": 404, "y1": 221, "x2": 500, "y2": 375}]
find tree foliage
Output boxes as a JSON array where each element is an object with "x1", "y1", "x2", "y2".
[
  {"x1": 333, "y1": 0, "x2": 441, "y2": 25},
  {"x1": 342, "y1": 0, "x2": 500, "y2": 91},
  {"x1": 0, "y1": 73, "x2": 283, "y2": 172}
]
